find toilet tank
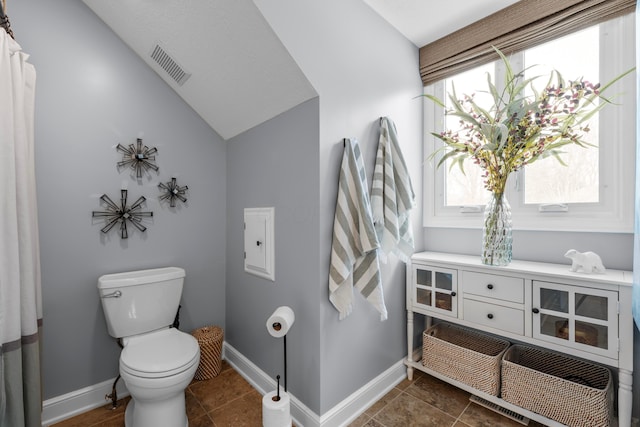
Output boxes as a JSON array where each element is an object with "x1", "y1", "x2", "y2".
[{"x1": 98, "y1": 267, "x2": 185, "y2": 339}]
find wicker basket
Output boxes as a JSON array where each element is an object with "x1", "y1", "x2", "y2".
[
  {"x1": 422, "y1": 323, "x2": 510, "y2": 396},
  {"x1": 555, "y1": 320, "x2": 598, "y2": 347},
  {"x1": 191, "y1": 326, "x2": 224, "y2": 380},
  {"x1": 501, "y1": 345, "x2": 613, "y2": 427}
]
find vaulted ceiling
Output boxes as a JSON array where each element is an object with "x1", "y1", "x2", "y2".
[
  {"x1": 83, "y1": 0, "x2": 518, "y2": 140},
  {"x1": 362, "y1": 0, "x2": 519, "y2": 47}
]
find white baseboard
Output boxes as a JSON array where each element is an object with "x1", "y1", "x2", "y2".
[
  {"x1": 41, "y1": 343, "x2": 406, "y2": 427},
  {"x1": 223, "y1": 342, "x2": 406, "y2": 427},
  {"x1": 41, "y1": 376, "x2": 129, "y2": 426},
  {"x1": 318, "y1": 359, "x2": 406, "y2": 427}
]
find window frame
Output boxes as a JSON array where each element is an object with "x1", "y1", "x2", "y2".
[{"x1": 423, "y1": 13, "x2": 636, "y2": 233}]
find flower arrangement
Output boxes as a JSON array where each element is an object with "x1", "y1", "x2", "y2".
[
  {"x1": 425, "y1": 47, "x2": 633, "y2": 265},
  {"x1": 427, "y1": 48, "x2": 633, "y2": 195}
]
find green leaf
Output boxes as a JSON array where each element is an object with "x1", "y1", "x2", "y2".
[
  {"x1": 422, "y1": 93, "x2": 446, "y2": 108},
  {"x1": 436, "y1": 149, "x2": 463, "y2": 169}
]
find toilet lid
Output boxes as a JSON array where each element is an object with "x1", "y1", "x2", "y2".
[{"x1": 120, "y1": 328, "x2": 200, "y2": 378}]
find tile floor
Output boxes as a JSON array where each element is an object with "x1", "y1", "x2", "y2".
[{"x1": 52, "y1": 361, "x2": 548, "y2": 427}]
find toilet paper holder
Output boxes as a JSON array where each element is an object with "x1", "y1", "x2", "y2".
[
  {"x1": 273, "y1": 375, "x2": 282, "y2": 401},
  {"x1": 266, "y1": 306, "x2": 295, "y2": 393}
]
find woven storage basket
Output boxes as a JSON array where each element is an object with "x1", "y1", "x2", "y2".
[
  {"x1": 501, "y1": 345, "x2": 613, "y2": 427},
  {"x1": 422, "y1": 323, "x2": 510, "y2": 396},
  {"x1": 555, "y1": 320, "x2": 598, "y2": 347},
  {"x1": 191, "y1": 326, "x2": 224, "y2": 380}
]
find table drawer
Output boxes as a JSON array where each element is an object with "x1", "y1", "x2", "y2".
[
  {"x1": 462, "y1": 271, "x2": 524, "y2": 303},
  {"x1": 463, "y1": 299, "x2": 524, "y2": 335}
]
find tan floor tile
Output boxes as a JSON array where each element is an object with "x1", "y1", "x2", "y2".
[
  {"x1": 405, "y1": 374, "x2": 471, "y2": 418},
  {"x1": 396, "y1": 368, "x2": 425, "y2": 391},
  {"x1": 187, "y1": 413, "x2": 216, "y2": 427},
  {"x1": 348, "y1": 412, "x2": 372, "y2": 427},
  {"x1": 210, "y1": 389, "x2": 263, "y2": 426},
  {"x1": 189, "y1": 368, "x2": 255, "y2": 412},
  {"x1": 363, "y1": 387, "x2": 401, "y2": 416},
  {"x1": 395, "y1": 375, "x2": 416, "y2": 390},
  {"x1": 360, "y1": 418, "x2": 385, "y2": 427},
  {"x1": 373, "y1": 392, "x2": 457, "y2": 427},
  {"x1": 458, "y1": 402, "x2": 534, "y2": 427},
  {"x1": 51, "y1": 362, "x2": 556, "y2": 427},
  {"x1": 395, "y1": 377, "x2": 414, "y2": 390},
  {"x1": 94, "y1": 416, "x2": 125, "y2": 427},
  {"x1": 186, "y1": 388, "x2": 208, "y2": 420},
  {"x1": 219, "y1": 360, "x2": 234, "y2": 373}
]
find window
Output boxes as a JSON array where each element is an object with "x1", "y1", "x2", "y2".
[{"x1": 423, "y1": 14, "x2": 636, "y2": 232}]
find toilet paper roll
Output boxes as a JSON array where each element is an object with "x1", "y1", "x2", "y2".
[
  {"x1": 262, "y1": 389, "x2": 291, "y2": 427},
  {"x1": 266, "y1": 306, "x2": 295, "y2": 338}
]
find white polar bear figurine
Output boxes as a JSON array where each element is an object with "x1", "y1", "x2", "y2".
[{"x1": 564, "y1": 249, "x2": 606, "y2": 274}]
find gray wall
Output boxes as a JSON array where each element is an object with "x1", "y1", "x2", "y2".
[
  {"x1": 14, "y1": 0, "x2": 637, "y2": 421},
  {"x1": 254, "y1": 0, "x2": 424, "y2": 414},
  {"x1": 256, "y1": 0, "x2": 638, "y2": 416},
  {"x1": 14, "y1": 0, "x2": 423, "y2": 413},
  {"x1": 226, "y1": 97, "x2": 321, "y2": 413},
  {"x1": 424, "y1": 228, "x2": 633, "y2": 271},
  {"x1": 11, "y1": 0, "x2": 227, "y2": 399}
]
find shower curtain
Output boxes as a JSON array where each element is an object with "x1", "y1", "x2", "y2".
[
  {"x1": 0, "y1": 26, "x2": 43, "y2": 427},
  {"x1": 633, "y1": 3, "x2": 640, "y2": 330}
]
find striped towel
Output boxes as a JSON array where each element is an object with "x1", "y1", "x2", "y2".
[
  {"x1": 329, "y1": 139, "x2": 387, "y2": 321},
  {"x1": 371, "y1": 117, "x2": 415, "y2": 263}
]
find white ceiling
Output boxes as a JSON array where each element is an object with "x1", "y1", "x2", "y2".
[
  {"x1": 363, "y1": 0, "x2": 519, "y2": 47},
  {"x1": 82, "y1": 0, "x2": 318, "y2": 140},
  {"x1": 83, "y1": 0, "x2": 519, "y2": 140}
]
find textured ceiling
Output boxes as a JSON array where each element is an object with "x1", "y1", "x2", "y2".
[{"x1": 83, "y1": 0, "x2": 518, "y2": 140}]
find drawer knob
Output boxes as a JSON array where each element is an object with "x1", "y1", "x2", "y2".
[
  {"x1": 532, "y1": 308, "x2": 540, "y2": 314},
  {"x1": 451, "y1": 291, "x2": 456, "y2": 296},
  {"x1": 487, "y1": 284, "x2": 494, "y2": 290},
  {"x1": 487, "y1": 313, "x2": 494, "y2": 319}
]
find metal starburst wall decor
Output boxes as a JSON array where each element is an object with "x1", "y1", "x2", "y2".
[
  {"x1": 116, "y1": 138, "x2": 159, "y2": 178},
  {"x1": 92, "y1": 190, "x2": 153, "y2": 239},
  {"x1": 158, "y1": 178, "x2": 189, "y2": 208},
  {"x1": 159, "y1": 177, "x2": 189, "y2": 207}
]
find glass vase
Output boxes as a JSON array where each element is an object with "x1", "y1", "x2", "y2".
[{"x1": 481, "y1": 193, "x2": 512, "y2": 266}]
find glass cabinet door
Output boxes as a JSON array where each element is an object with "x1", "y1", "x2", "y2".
[
  {"x1": 413, "y1": 266, "x2": 457, "y2": 317},
  {"x1": 532, "y1": 281, "x2": 618, "y2": 358}
]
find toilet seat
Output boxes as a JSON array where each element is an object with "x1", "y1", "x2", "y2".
[{"x1": 120, "y1": 328, "x2": 200, "y2": 379}]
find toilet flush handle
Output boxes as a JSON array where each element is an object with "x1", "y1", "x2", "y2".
[{"x1": 101, "y1": 290, "x2": 122, "y2": 299}]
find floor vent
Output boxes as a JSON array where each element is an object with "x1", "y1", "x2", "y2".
[
  {"x1": 469, "y1": 395, "x2": 530, "y2": 425},
  {"x1": 150, "y1": 43, "x2": 191, "y2": 86}
]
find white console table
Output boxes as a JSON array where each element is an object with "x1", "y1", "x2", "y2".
[{"x1": 406, "y1": 252, "x2": 634, "y2": 427}]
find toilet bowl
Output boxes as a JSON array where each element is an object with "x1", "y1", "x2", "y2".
[
  {"x1": 98, "y1": 267, "x2": 201, "y2": 427},
  {"x1": 120, "y1": 328, "x2": 200, "y2": 427}
]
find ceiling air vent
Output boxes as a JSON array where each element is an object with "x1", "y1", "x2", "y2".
[{"x1": 149, "y1": 43, "x2": 191, "y2": 86}]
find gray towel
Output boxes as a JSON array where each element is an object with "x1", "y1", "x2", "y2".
[
  {"x1": 371, "y1": 117, "x2": 415, "y2": 263},
  {"x1": 329, "y1": 139, "x2": 387, "y2": 320}
]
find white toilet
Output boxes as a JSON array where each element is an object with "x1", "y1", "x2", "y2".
[{"x1": 98, "y1": 267, "x2": 200, "y2": 427}]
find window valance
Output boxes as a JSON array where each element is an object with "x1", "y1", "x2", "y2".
[{"x1": 419, "y1": 0, "x2": 635, "y2": 86}]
